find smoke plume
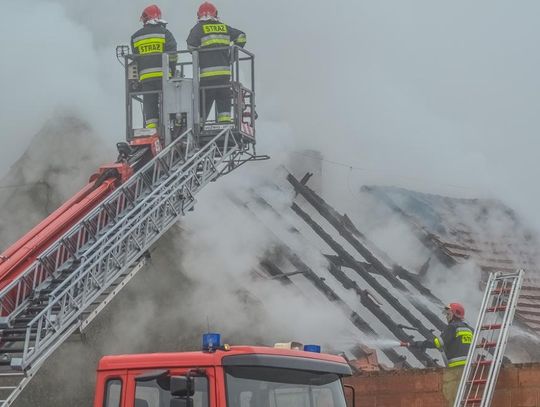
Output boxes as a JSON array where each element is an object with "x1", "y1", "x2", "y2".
[{"x1": 2, "y1": 1, "x2": 540, "y2": 404}]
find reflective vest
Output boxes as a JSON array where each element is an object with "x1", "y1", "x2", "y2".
[
  {"x1": 131, "y1": 22, "x2": 178, "y2": 81},
  {"x1": 186, "y1": 20, "x2": 247, "y2": 79},
  {"x1": 431, "y1": 320, "x2": 474, "y2": 367}
]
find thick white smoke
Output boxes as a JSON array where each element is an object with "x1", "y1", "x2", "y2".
[
  {"x1": 0, "y1": 1, "x2": 120, "y2": 173},
  {"x1": 1, "y1": 3, "x2": 540, "y2": 398},
  {"x1": 4, "y1": 0, "x2": 540, "y2": 224}
]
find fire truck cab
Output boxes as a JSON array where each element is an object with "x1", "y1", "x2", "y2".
[{"x1": 94, "y1": 337, "x2": 352, "y2": 407}]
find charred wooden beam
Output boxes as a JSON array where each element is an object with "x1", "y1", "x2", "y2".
[
  {"x1": 232, "y1": 194, "x2": 409, "y2": 367},
  {"x1": 288, "y1": 175, "x2": 406, "y2": 287},
  {"x1": 327, "y1": 261, "x2": 439, "y2": 367},
  {"x1": 392, "y1": 265, "x2": 445, "y2": 307},
  {"x1": 288, "y1": 174, "x2": 447, "y2": 332},
  {"x1": 290, "y1": 199, "x2": 440, "y2": 345},
  {"x1": 281, "y1": 249, "x2": 411, "y2": 368},
  {"x1": 323, "y1": 254, "x2": 379, "y2": 274},
  {"x1": 259, "y1": 260, "x2": 294, "y2": 285}
]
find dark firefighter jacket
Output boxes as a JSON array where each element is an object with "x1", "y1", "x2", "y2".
[
  {"x1": 423, "y1": 320, "x2": 473, "y2": 367},
  {"x1": 186, "y1": 19, "x2": 246, "y2": 79},
  {"x1": 131, "y1": 22, "x2": 178, "y2": 81}
]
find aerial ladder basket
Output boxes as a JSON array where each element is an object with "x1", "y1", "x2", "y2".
[{"x1": 454, "y1": 269, "x2": 524, "y2": 407}]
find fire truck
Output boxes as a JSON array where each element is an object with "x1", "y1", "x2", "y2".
[{"x1": 94, "y1": 335, "x2": 353, "y2": 407}]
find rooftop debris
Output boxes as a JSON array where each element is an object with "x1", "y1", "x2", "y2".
[
  {"x1": 236, "y1": 172, "x2": 540, "y2": 371},
  {"x1": 363, "y1": 186, "x2": 540, "y2": 334}
]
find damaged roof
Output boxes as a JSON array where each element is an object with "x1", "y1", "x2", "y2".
[
  {"x1": 236, "y1": 174, "x2": 455, "y2": 369},
  {"x1": 237, "y1": 172, "x2": 540, "y2": 370},
  {"x1": 362, "y1": 186, "x2": 540, "y2": 334}
]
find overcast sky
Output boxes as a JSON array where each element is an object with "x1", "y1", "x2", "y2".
[{"x1": 2, "y1": 0, "x2": 540, "y2": 228}]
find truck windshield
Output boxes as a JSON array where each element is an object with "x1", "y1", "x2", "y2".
[
  {"x1": 225, "y1": 367, "x2": 347, "y2": 407},
  {"x1": 135, "y1": 376, "x2": 208, "y2": 407}
]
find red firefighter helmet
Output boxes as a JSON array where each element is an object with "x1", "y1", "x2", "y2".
[
  {"x1": 140, "y1": 5, "x2": 162, "y2": 23},
  {"x1": 445, "y1": 303, "x2": 465, "y2": 320},
  {"x1": 197, "y1": 2, "x2": 218, "y2": 19}
]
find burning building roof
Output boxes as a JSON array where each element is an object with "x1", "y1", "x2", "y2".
[
  {"x1": 241, "y1": 172, "x2": 540, "y2": 369},
  {"x1": 362, "y1": 186, "x2": 540, "y2": 335}
]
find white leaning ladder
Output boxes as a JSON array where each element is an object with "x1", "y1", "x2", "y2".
[{"x1": 454, "y1": 269, "x2": 524, "y2": 407}]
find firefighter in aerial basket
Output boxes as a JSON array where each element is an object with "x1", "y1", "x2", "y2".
[
  {"x1": 187, "y1": 2, "x2": 247, "y2": 124},
  {"x1": 131, "y1": 5, "x2": 178, "y2": 130},
  {"x1": 409, "y1": 302, "x2": 473, "y2": 404}
]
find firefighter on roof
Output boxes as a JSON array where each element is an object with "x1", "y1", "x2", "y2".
[
  {"x1": 187, "y1": 2, "x2": 247, "y2": 124},
  {"x1": 131, "y1": 5, "x2": 178, "y2": 129},
  {"x1": 410, "y1": 303, "x2": 473, "y2": 404},
  {"x1": 410, "y1": 302, "x2": 473, "y2": 368}
]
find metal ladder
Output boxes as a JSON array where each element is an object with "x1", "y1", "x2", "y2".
[
  {"x1": 0, "y1": 127, "x2": 254, "y2": 406},
  {"x1": 454, "y1": 269, "x2": 524, "y2": 407}
]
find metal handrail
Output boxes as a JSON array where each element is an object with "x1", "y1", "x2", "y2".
[
  {"x1": 17, "y1": 128, "x2": 241, "y2": 369},
  {"x1": 124, "y1": 45, "x2": 255, "y2": 142},
  {"x1": 0, "y1": 129, "x2": 196, "y2": 320}
]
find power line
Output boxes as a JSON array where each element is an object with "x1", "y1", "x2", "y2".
[{"x1": 291, "y1": 151, "x2": 474, "y2": 191}]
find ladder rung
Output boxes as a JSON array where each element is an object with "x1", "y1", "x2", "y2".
[
  {"x1": 491, "y1": 288, "x2": 512, "y2": 294},
  {"x1": 0, "y1": 348, "x2": 23, "y2": 354},
  {"x1": 480, "y1": 323, "x2": 502, "y2": 330},
  {"x1": 0, "y1": 373, "x2": 23, "y2": 377},
  {"x1": 468, "y1": 379, "x2": 487, "y2": 385},
  {"x1": 477, "y1": 341, "x2": 497, "y2": 349},
  {"x1": 486, "y1": 306, "x2": 507, "y2": 312},
  {"x1": 465, "y1": 398, "x2": 482, "y2": 404},
  {"x1": 1, "y1": 335, "x2": 37, "y2": 342},
  {"x1": 473, "y1": 360, "x2": 493, "y2": 366}
]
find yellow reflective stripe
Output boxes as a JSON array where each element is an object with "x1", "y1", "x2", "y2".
[
  {"x1": 200, "y1": 70, "x2": 231, "y2": 78},
  {"x1": 146, "y1": 123, "x2": 157, "y2": 129},
  {"x1": 135, "y1": 38, "x2": 165, "y2": 55},
  {"x1": 236, "y1": 34, "x2": 247, "y2": 44},
  {"x1": 140, "y1": 71, "x2": 164, "y2": 81},
  {"x1": 218, "y1": 115, "x2": 232, "y2": 123},
  {"x1": 140, "y1": 71, "x2": 172, "y2": 81},
  {"x1": 201, "y1": 39, "x2": 231, "y2": 47},
  {"x1": 448, "y1": 360, "x2": 467, "y2": 367},
  {"x1": 456, "y1": 330, "x2": 473, "y2": 344},
  {"x1": 434, "y1": 337, "x2": 442, "y2": 350},
  {"x1": 138, "y1": 45, "x2": 164, "y2": 54},
  {"x1": 203, "y1": 24, "x2": 228, "y2": 34},
  {"x1": 134, "y1": 37, "x2": 166, "y2": 48}
]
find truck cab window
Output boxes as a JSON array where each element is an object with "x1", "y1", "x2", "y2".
[
  {"x1": 135, "y1": 376, "x2": 209, "y2": 407},
  {"x1": 104, "y1": 379, "x2": 122, "y2": 407},
  {"x1": 226, "y1": 367, "x2": 347, "y2": 407}
]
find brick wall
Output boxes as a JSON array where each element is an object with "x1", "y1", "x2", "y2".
[{"x1": 343, "y1": 363, "x2": 540, "y2": 407}]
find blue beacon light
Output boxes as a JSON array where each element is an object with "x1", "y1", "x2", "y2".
[
  {"x1": 303, "y1": 344, "x2": 321, "y2": 353},
  {"x1": 202, "y1": 333, "x2": 221, "y2": 352}
]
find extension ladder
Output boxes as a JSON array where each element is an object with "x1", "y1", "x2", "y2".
[
  {"x1": 0, "y1": 127, "x2": 256, "y2": 406},
  {"x1": 454, "y1": 269, "x2": 524, "y2": 407}
]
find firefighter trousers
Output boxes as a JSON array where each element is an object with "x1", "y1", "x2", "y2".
[
  {"x1": 142, "y1": 79, "x2": 161, "y2": 129},
  {"x1": 200, "y1": 76, "x2": 232, "y2": 123},
  {"x1": 443, "y1": 366, "x2": 464, "y2": 406}
]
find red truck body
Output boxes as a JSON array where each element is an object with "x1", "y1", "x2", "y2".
[{"x1": 94, "y1": 346, "x2": 352, "y2": 407}]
